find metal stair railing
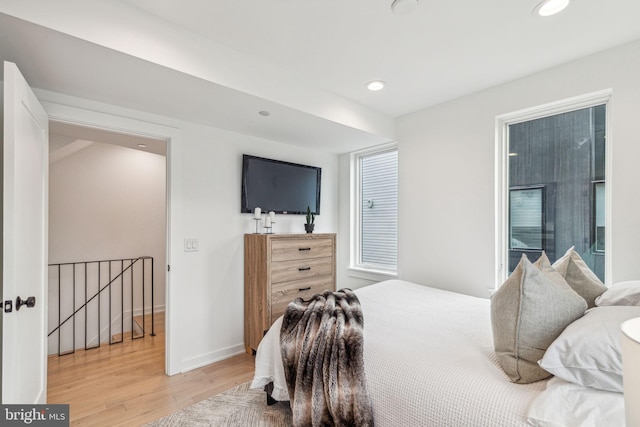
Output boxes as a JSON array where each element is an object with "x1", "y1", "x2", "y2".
[{"x1": 48, "y1": 256, "x2": 155, "y2": 356}]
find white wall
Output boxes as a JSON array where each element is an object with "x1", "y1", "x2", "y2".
[
  {"x1": 49, "y1": 142, "x2": 166, "y2": 292},
  {"x1": 173, "y1": 123, "x2": 338, "y2": 371},
  {"x1": 394, "y1": 40, "x2": 640, "y2": 298}
]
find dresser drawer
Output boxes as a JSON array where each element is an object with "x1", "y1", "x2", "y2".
[
  {"x1": 270, "y1": 256, "x2": 333, "y2": 284},
  {"x1": 271, "y1": 277, "x2": 334, "y2": 322},
  {"x1": 271, "y1": 238, "x2": 333, "y2": 262}
]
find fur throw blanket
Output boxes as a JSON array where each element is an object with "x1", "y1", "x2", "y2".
[{"x1": 280, "y1": 289, "x2": 374, "y2": 427}]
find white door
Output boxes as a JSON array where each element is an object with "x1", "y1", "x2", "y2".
[{"x1": 2, "y1": 61, "x2": 49, "y2": 404}]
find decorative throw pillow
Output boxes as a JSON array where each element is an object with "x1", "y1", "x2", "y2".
[
  {"x1": 539, "y1": 305, "x2": 640, "y2": 392},
  {"x1": 533, "y1": 251, "x2": 570, "y2": 287},
  {"x1": 595, "y1": 280, "x2": 640, "y2": 306},
  {"x1": 552, "y1": 246, "x2": 606, "y2": 308},
  {"x1": 491, "y1": 254, "x2": 588, "y2": 384}
]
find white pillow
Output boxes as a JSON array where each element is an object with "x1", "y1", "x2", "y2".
[
  {"x1": 527, "y1": 377, "x2": 625, "y2": 427},
  {"x1": 596, "y1": 280, "x2": 640, "y2": 306},
  {"x1": 539, "y1": 305, "x2": 640, "y2": 392}
]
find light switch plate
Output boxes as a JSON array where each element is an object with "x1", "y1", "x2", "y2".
[{"x1": 184, "y1": 238, "x2": 199, "y2": 252}]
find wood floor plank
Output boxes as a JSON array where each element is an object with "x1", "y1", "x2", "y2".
[{"x1": 47, "y1": 313, "x2": 256, "y2": 426}]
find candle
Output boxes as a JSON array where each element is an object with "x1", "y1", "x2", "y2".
[
  {"x1": 254, "y1": 207, "x2": 261, "y2": 219},
  {"x1": 269, "y1": 211, "x2": 275, "y2": 221},
  {"x1": 265, "y1": 216, "x2": 272, "y2": 227}
]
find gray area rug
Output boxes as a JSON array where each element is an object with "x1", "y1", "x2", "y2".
[{"x1": 145, "y1": 382, "x2": 292, "y2": 426}]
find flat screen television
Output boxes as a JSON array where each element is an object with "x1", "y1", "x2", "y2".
[{"x1": 241, "y1": 154, "x2": 321, "y2": 215}]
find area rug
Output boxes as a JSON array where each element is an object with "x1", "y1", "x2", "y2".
[{"x1": 145, "y1": 382, "x2": 292, "y2": 426}]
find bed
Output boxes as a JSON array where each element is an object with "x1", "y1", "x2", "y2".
[
  {"x1": 251, "y1": 279, "x2": 630, "y2": 426},
  {"x1": 252, "y1": 280, "x2": 541, "y2": 425}
]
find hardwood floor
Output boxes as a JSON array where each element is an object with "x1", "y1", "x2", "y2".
[{"x1": 47, "y1": 313, "x2": 255, "y2": 426}]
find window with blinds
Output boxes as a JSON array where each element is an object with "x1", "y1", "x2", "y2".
[
  {"x1": 358, "y1": 147, "x2": 398, "y2": 271},
  {"x1": 509, "y1": 186, "x2": 544, "y2": 250}
]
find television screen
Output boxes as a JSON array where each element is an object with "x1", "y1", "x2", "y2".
[{"x1": 241, "y1": 155, "x2": 321, "y2": 215}]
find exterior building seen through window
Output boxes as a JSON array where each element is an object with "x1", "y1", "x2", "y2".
[{"x1": 507, "y1": 104, "x2": 606, "y2": 280}]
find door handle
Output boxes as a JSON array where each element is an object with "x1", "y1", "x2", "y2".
[{"x1": 15, "y1": 296, "x2": 36, "y2": 311}]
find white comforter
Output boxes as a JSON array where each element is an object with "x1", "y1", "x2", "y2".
[{"x1": 251, "y1": 279, "x2": 546, "y2": 426}]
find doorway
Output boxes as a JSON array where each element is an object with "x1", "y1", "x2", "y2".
[{"x1": 47, "y1": 120, "x2": 168, "y2": 376}]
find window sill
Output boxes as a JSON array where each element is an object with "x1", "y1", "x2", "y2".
[{"x1": 347, "y1": 266, "x2": 398, "y2": 282}]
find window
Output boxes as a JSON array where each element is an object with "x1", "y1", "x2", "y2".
[
  {"x1": 350, "y1": 144, "x2": 398, "y2": 278},
  {"x1": 496, "y1": 91, "x2": 611, "y2": 284},
  {"x1": 509, "y1": 186, "x2": 545, "y2": 251}
]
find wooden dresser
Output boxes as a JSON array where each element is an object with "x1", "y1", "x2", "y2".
[{"x1": 244, "y1": 233, "x2": 336, "y2": 353}]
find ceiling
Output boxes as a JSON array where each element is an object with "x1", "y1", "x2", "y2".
[
  {"x1": 2, "y1": 0, "x2": 640, "y2": 153},
  {"x1": 122, "y1": 0, "x2": 640, "y2": 116}
]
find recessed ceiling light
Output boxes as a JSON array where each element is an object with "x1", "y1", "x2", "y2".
[
  {"x1": 258, "y1": 110, "x2": 271, "y2": 116},
  {"x1": 534, "y1": 0, "x2": 570, "y2": 16},
  {"x1": 137, "y1": 144, "x2": 147, "y2": 148},
  {"x1": 366, "y1": 81, "x2": 386, "y2": 91},
  {"x1": 391, "y1": 0, "x2": 419, "y2": 15}
]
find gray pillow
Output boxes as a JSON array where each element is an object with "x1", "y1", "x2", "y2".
[
  {"x1": 491, "y1": 254, "x2": 587, "y2": 384},
  {"x1": 552, "y1": 246, "x2": 606, "y2": 308},
  {"x1": 533, "y1": 251, "x2": 571, "y2": 287}
]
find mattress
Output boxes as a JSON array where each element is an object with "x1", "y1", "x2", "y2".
[{"x1": 251, "y1": 279, "x2": 547, "y2": 426}]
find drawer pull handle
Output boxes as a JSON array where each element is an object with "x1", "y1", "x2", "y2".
[
  {"x1": 299, "y1": 247, "x2": 311, "y2": 251},
  {"x1": 299, "y1": 286, "x2": 311, "y2": 292},
  {"x1": 298, "y1": 267, "x2": 311, "y2": 271}
]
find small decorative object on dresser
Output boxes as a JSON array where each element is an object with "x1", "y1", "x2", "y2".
[
  {"x1": 244, "y1": 233, "x2": 336, "y2": 354},
  {"x1": 304, "y1": 205, "x2": 315, "y2": 233},
  {"x1": 253, "y1": 207, "x2": 262, "y2": 233}
]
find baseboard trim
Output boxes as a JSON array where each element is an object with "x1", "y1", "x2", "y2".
[{"x1": 179, "y1": 344, "x2": 246, "y2": 373}]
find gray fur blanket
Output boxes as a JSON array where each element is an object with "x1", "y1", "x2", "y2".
[{"x1": 280, "y1": 288, "x2": 374, "y2": 427}]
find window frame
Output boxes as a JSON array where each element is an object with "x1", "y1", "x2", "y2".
[
  {"x1": 348, "y1": 142, "x2": 399, "y2": 281},
  {"x1": 592, "y1": 180, "x2": 606, "y2": 254},
  {"x1": 495, "y1": 90, "x2": 612, "y2": 286}
]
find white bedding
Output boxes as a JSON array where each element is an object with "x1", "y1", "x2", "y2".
[
  {"x1": 251, "y1": 279, "x2": 546, "y2": 426},
  {"x1": 526, "y1": 377, "x2": 625, "y2": 427}
]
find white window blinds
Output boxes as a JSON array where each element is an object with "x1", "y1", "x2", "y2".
[{"x1": 359, "y1": 148, "x2": 398, "y2": 270}]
